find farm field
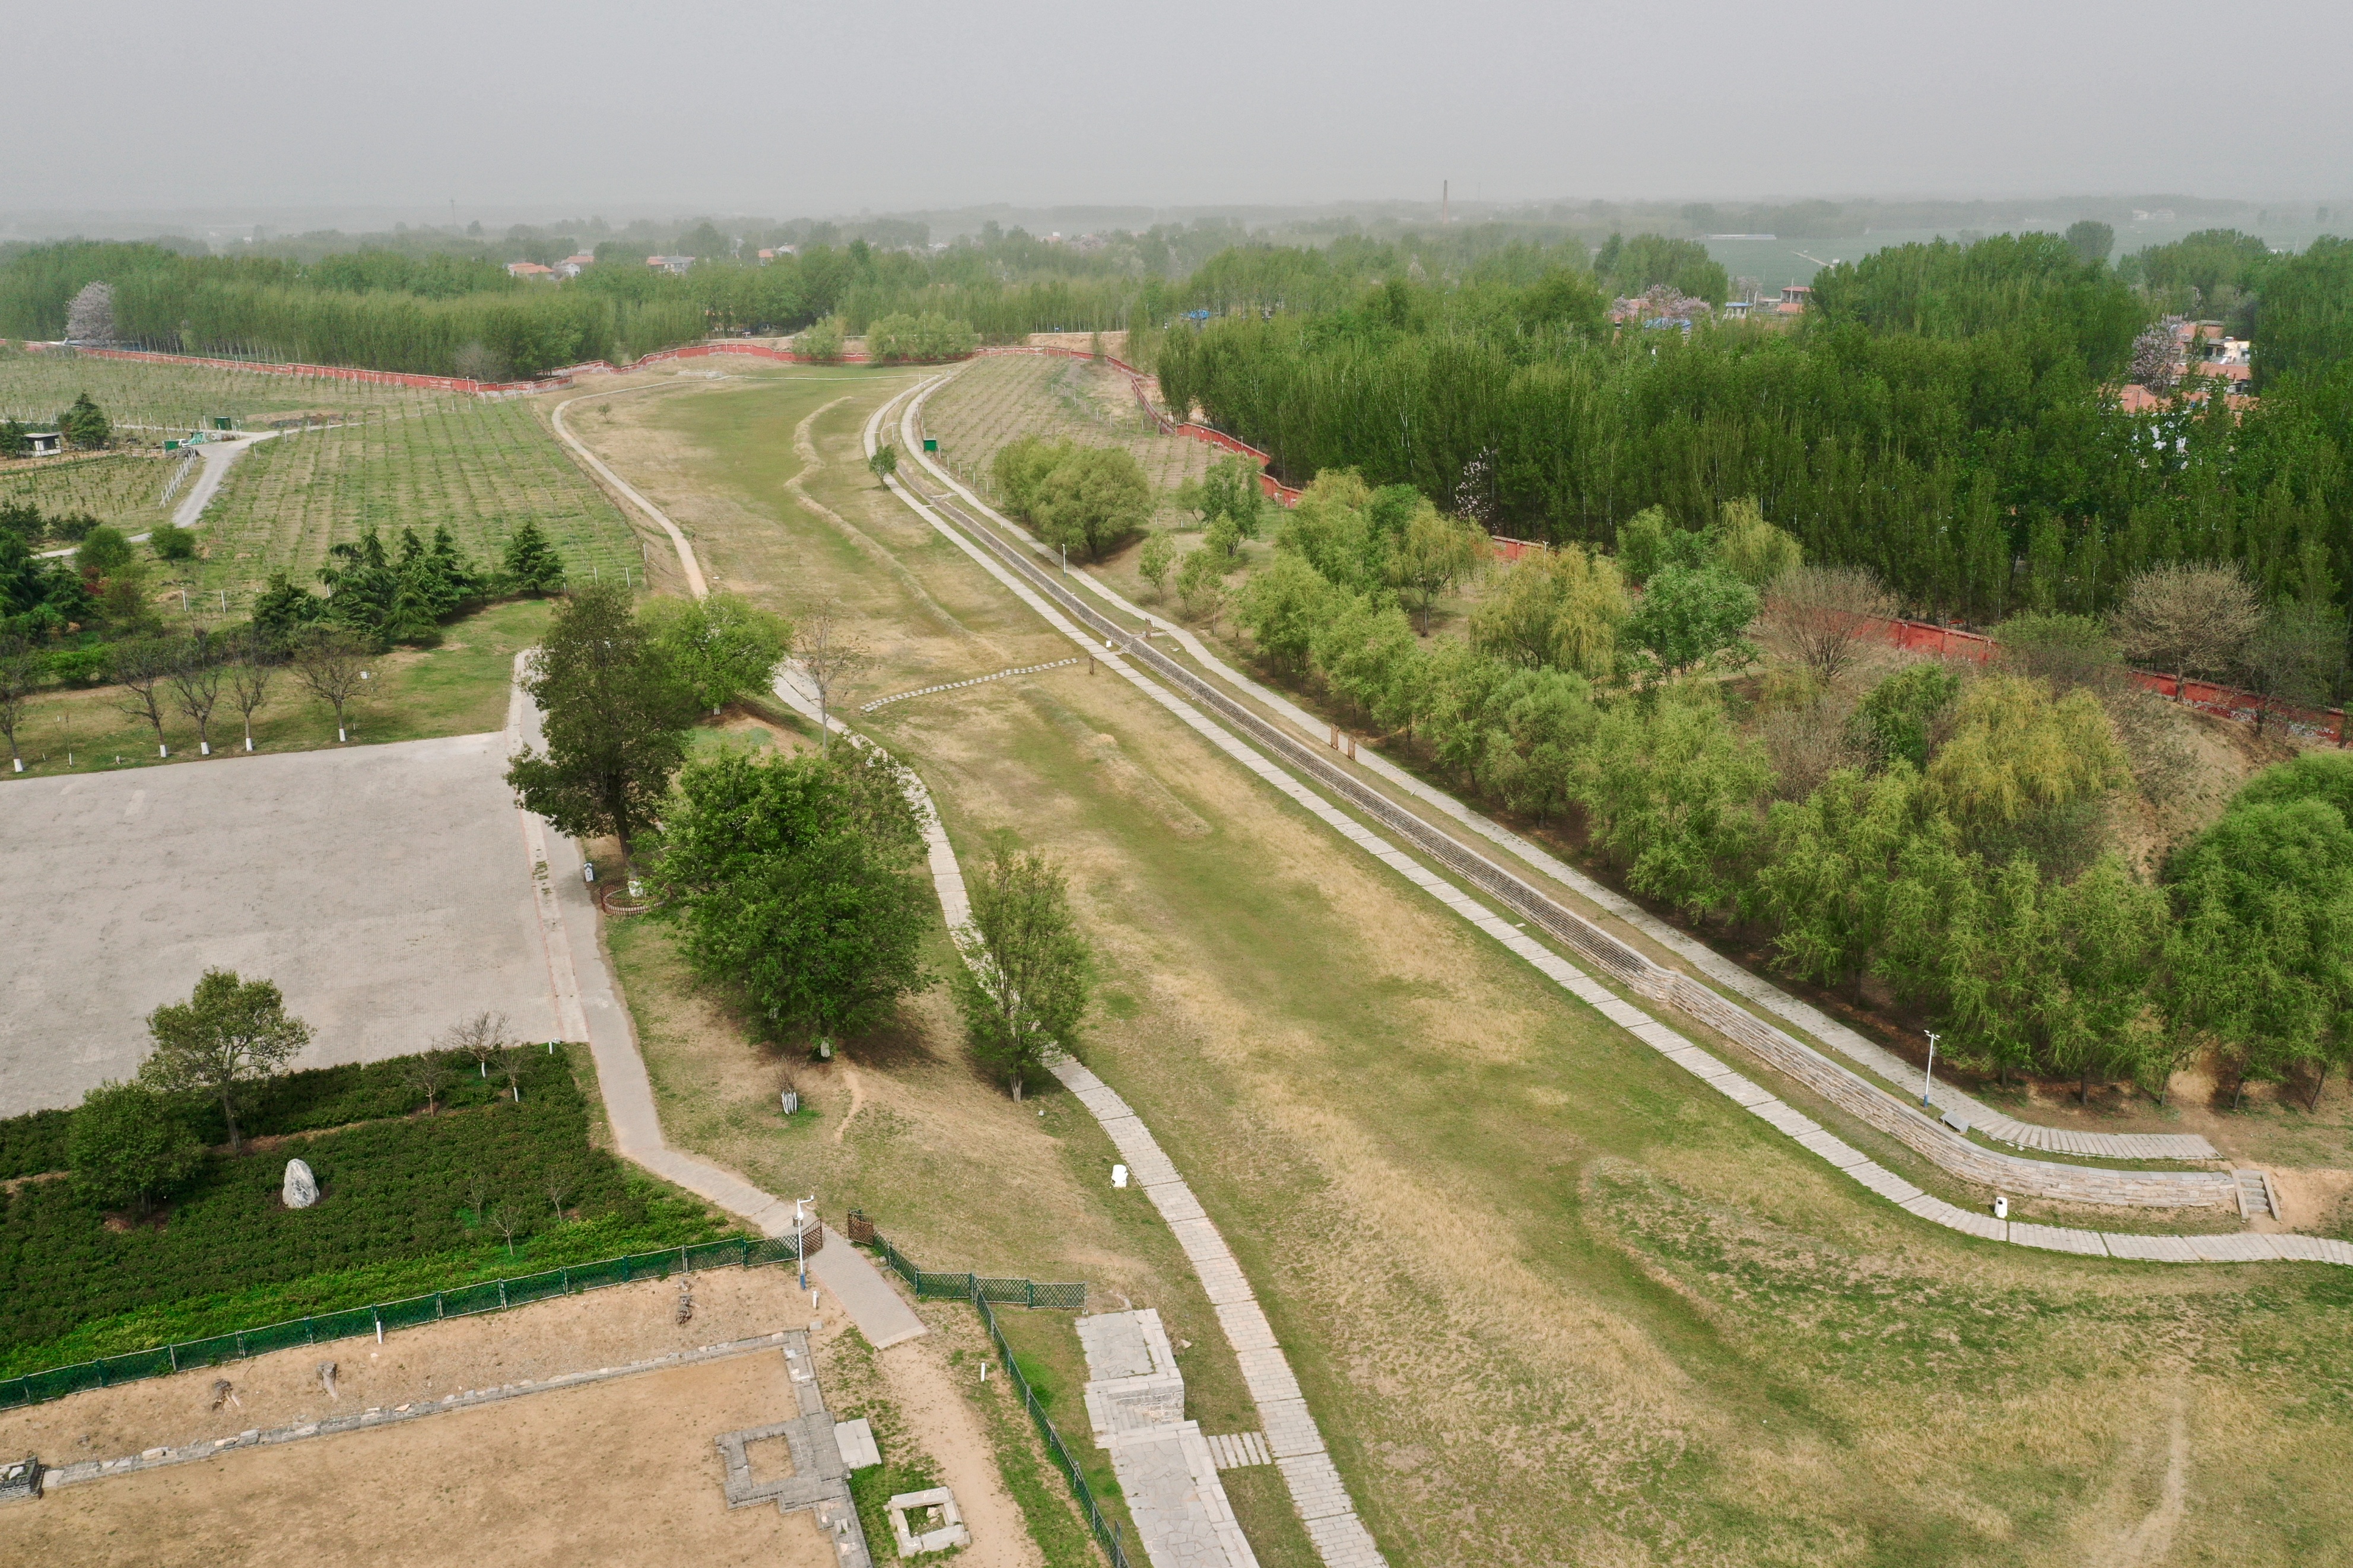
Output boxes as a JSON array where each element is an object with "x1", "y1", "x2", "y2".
[
  {"x1": 0, "y1": 449, "x2": 180, "y2": 536},
  {"x1": 0, "y1": 597, "x2": 552, "y2": 777},
  {"x1": 188, "y1": 391, "x2": 642, "y2": 606},
  {"x1": 0, "y1": 1049, "x2": 729, "y2": 1372},
  {"x1": 566, "y1": 370, "x2": 2353, "y2": 1565},
  {"x1": 0, "y1": 347, "x2": 437, "y2": 438},
  {"x1": 920, "y1": 352, "x2": 1216, "y2": 532}
]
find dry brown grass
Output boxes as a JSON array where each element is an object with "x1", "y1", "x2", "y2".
[{"x1": 555, "y1": 370, "x2": 2353, "y2": 1567}]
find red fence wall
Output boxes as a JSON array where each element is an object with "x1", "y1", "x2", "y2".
[
  {"x1": 1867, "y1": 615, "x2": 2344, "y2": 741},
  {"x1": 1463, "y1": 543, "x2": 2345, "y2": 742},
  {"x1": 43, "y1": 339, "x2": 2340, "y2": 739}
]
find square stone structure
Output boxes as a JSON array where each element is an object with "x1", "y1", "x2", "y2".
[
  {"x1": 0, "y1": 733, "x2": 560, "y2": 1115},
  {"x1": 1078, "y1": 1309, "x2": 1258, "y2": 1568},
  {"x1": 887, "y1": 1487, "x2": 971, "y2": 1556},
  {"x1": 714, "y1": 1332, "x2": 872, "y2": 1567}
]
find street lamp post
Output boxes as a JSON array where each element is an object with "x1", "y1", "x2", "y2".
[
  {"x1": 1922, "y1": 1032, "x2": 1939, "y2": 1108},
  {"x1": 794, "y1": 1194, "x2": 816, "y2": 1290}
]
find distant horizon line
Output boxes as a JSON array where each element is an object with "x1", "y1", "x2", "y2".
[{"x1": 5, "y1": 190, "x2": 2348, "y2": 231}]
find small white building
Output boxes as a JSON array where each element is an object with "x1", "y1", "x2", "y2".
[{"x1": 23, "y1": 431, "x2": 63, "y2": 457}]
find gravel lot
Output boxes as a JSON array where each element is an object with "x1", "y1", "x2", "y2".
[{"x1": 0, "y1": 731, "x2": 559, "y2": 1115}]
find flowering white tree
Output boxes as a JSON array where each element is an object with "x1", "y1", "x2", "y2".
[{"x1": 65, "y1": 281, "x2": 115, "y2": 343}]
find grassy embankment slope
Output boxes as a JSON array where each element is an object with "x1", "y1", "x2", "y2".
[{"x1": 565, "y1": 365, "x2": 2353, "y2": 1567}]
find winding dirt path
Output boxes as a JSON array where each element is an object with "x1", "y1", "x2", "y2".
[
  {"x1": 833, "y1": 1061, "x2": 866, "y2": 1146},
  {"x1": 550, "y1": 382, "x2": 709, "y2": 597},
  {"x1": 786, "y1": 395, "x2": 986, "y2": 643}
]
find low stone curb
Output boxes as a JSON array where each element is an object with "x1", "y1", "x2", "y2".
[{"x1": 861, "y1": 657, "x2": 1083, "y2": 711}]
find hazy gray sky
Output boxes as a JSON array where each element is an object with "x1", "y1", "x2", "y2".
[{"x1": 7, "y1": 0, "x2": 2349, "y2": 216}]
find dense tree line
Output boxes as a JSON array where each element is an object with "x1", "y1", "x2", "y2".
[
  {"x1": 0, "y1": 241, "x2": 701, "y2": 377},
  {"x1": 1211, "y1": 473, "x2": 2353, "y2": 1105},
  {"x1": 1159, "y1": 233, "x2": 2353, "y2": 629}
]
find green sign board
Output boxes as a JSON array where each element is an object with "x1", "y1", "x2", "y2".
[{"x1": 923, "y1": 438, "x2": 938, "y2": 453}]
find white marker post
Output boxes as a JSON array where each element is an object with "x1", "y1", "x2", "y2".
[{"x1": 1922, "y1": 1032, "x2": 1939, "y2": 1108}]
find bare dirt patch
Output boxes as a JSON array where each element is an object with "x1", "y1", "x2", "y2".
[
  {"x1": 0, "y1": 1268, "x2": 805, "y2": 1461},
  {"x1": 0, "y1": 1351, "x2": 834, "y2": 1568}
]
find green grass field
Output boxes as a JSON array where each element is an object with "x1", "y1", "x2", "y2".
[
  {"x1": 571, "y1": 372, "x2": 2353, "y2": 1566},
  {"x1": 187, "y1": 395, "x2": 642, "y2": 606},
  {"x1": 1, "y1": 597, "x2": 551, "y2": 777}
]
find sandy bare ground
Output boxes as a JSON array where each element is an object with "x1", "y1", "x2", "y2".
[
  {"x1": 0, "y1": 1353, "x2": 834, "y2": 1568},
  {"x1": 0, "y1": 1268, "x2": 808, "y2": 1462},
  {"x1": 0, "y1": 1260, "x2": 1046, "y2": 1568}
]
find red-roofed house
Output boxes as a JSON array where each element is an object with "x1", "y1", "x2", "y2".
[{"x1": 506, "y1": 261, "x2": 554, "y2": 279}]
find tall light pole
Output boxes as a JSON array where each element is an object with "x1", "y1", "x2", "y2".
[{"x1": 1922, "y1": 1032, "x2": 1939, "y2": 1108}]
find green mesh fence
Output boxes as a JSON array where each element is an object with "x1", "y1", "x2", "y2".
[
  {"x1": 852, "y1": 1217, "x2": 1085, "y2": 1312},
  {"x1": 849, "y1": 1216, "x2": 1116, "y2": 1565},
  {"x1": 0, "y1": 1233, "x2": 813, "y2": 1413},
  {"x1": 977, "y1": 1289, "x2": 1131, "y2": 1568}
]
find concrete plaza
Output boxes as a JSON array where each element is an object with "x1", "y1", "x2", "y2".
[{"x1": 0, "y1": 732, "x2": 559, "y2": 1115}]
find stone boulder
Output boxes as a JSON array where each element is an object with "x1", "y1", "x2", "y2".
[{"x1": 282, "y1": 1158, "x2": 319, "y2": 1209}]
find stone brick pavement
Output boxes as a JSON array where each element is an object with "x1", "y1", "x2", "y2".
[
  {"x1": 1078, "y1": 1309, "x2": 1256, "y2": 1568},
  {"x1": 1056, "y1": 1065, "x2": 1390, "y2": 1567}
]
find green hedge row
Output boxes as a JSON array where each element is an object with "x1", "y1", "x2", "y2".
[
  {"x1": 0, "y1": 1052, "x2": 696, "y2": 1360},
  {"x1": 0, "y1": 1049, "x2": 545, "y2": 1180}
]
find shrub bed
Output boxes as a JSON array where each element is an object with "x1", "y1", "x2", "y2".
[
  {"x1": 0, "y1": 1051, "x2": 731, "y2": 1371},
  {"x1": 0, "y1": 1050, "x2": 539, "y2": 1179}
]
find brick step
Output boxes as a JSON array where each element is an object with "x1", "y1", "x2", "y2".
[{"x1": 1206, "y1": 1432, "x2": 1273, "y2": 1470}]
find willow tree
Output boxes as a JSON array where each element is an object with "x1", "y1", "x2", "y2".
[{"x1": 952, "y1": 845, "x2": 1093, "y2": 1099}]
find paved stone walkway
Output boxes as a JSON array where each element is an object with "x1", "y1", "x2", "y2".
[
  {"x1": 774, "y1": 434, "x2": 1393, "y2": 1567},
  {"x1": 884, "y1": 377, "x2": 2348, "y2": 1273},
  {"x1": 1078, "y1": 1309, "x2": 1256, "y2": 1568}
]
